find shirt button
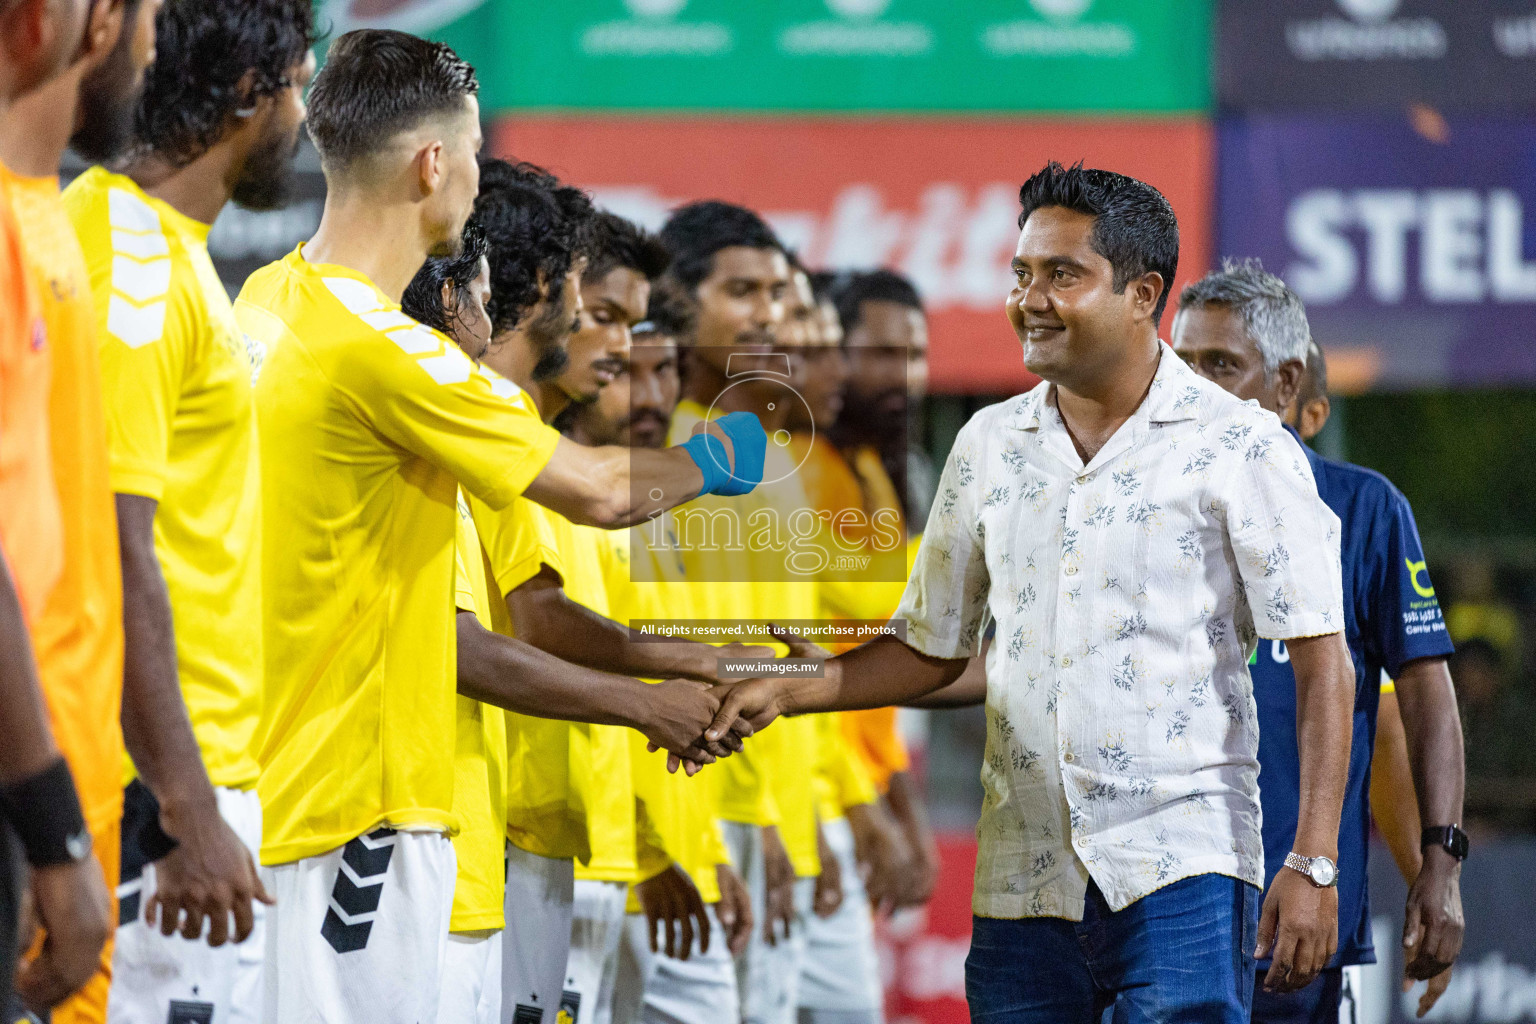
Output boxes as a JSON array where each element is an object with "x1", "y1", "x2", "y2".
[
  {"x1": 1063, "y1": 751, "x2": 1075, "y2": 763},
  {"x1": 1065, "y1": 566, "x2": 1078, "y2": 576},
  {"x1": 1061, "y1": 655, "x2": 1073, "y2": 667}
]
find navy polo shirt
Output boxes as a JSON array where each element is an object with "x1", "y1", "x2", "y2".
[{"x1": 1251, "y1": 427, "x2": 1455, "y2": 967}]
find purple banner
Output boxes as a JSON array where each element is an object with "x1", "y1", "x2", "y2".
[{"x1": 1217, "y1": 114, "x2": 1536, "y2": 389}]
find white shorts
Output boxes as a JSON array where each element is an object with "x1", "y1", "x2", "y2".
[
  {"x1": 796, "y1": 817, "x2": 882, "y2": 1022},
  {"x1": 614, "y1": 904, "x2": 739, "y2": 1024},
  {"x1": 108, "y1": 786, "x2": 264, "y2": 1024},
  {"x1": 501, "y1": 843, "x2": 574, "y2": 1024},
  {"x1": 1338, "y1": 964, "x2": 1363, "y2": 1024},
  {"x1": 563, "y1": 879, "x2": 630, "y2": 1024},
  {"x1": 440, "y1": 929, "x2": 503, "y2": 1024},
  {"x1": 722, "y1": 821, "x2": 816, "y2": 1024},
  {"x1": 261, "y1": 828, "x2": 455, "y2": 1024}
]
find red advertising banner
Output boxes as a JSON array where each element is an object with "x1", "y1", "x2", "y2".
[
  {"x1": 876, "y1": 832, "x2": 977, "y2": 1023},
  {"x1": 493, "y1": 117, "x2": 1213, "y2": 394}
]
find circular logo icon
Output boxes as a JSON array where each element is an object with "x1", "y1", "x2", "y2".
[
  {"x1": 624, "y1": 0, "x2": 689, "y2": 20},
  {"x1": 1029, "y1": 0, "x2": 1093, "y2": 21},
  {"x1": 704, "y1": 378, "x2": 817, "y2": 488},
  {"x1": 825, "y1": 0, "x2": 892, "y2": 20},
  {"x1": 1336, "y1": 0, "x2": 1399, "y2": 22}
]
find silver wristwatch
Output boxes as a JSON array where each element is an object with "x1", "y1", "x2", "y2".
[{"x1": 1284, "y1": 851, "x2": 1338, "y2": 888}]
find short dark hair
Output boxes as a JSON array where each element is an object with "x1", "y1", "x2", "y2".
[
  {"x1": 499, "y1": 159, "x2": 599, "y2": 265},
  {"x1": 132, "y1": 0, "x2": 317, "y2": 167},
  {"x1": 832, "y1": 268, "x2": 923, "y2": 336},
  {"x1": 807, "y1": 269, "x2": 840, "y2": 306},
  {"x1": 400, "y1": 221, "x2": 488, "y2": 336},
  {"x1": 306, "y1": 29, "x2": 477, "y2": 172},
  {"x1": 471, "y1": 158, "x2": 586, "y2": 333},
  {"x1": 1017, "y1": 160, "x2": 1179, "y2": 324},
  {"x1": 635, "y1": 279, "x2": 695, "y2": 341},
  {"x1": 584, "y1": 211, "x2": 670, "y2": 285},
  {"x1": 659, "y1": 200, "x2": 782, "y2": 295}
]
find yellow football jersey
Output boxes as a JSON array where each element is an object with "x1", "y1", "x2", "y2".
[
  {"x1": 814, "y1": 714, "x2": 878, "y2": 824},
  {"x1": 235, "y1": 246, "x2": 558, "y2": 865},
  {"x1": 451, "y1": 494, "x2": 510, "y2": 933},
  {"x1": 64, "y1": 166, "x2": 261, "y2": 791},
  {"x1": 470, "y1": 493, "x2": 590, "y2": 863},
  {"x1": 598, "y1": 518, "x2": 729, "y2": 902},
  {"x1": 539, "y1": 507, "x2": 638, "y2": 886},
  {"x1": 669, "y1": 400, "x2": 821, "y2": 878}
]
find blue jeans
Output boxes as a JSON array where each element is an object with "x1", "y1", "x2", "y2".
[
  {"x1": 1250, "y1": 966, "x2": 1344, "y2": 1024},
  {"x1": 966, "y1": 873, "x2": 1260, "y2": 1023}
]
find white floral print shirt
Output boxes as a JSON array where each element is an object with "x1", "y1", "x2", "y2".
[{"x1": 896, "y1": 345, "x2": 1344, "y2": 920}]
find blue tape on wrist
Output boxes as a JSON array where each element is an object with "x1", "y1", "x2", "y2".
[
  {"x1": 713, "y1": 411, "x2": 767, "y2": 496},
  {"x1": 680, "y1": 432, "x2": 729, "y2": 495}
]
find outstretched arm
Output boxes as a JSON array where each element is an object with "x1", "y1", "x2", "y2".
[
  {"x1": 525, "y1": 415, "x2": 764, "y2": 529},
  {"x1": 455, "y1": 610, "x2": 735, "y2": 771},
  {"x1": 507, "y1": 567, "x2": 767, "y2": 683},
  {"x1": 904, "y1": 644, "x2": 989, "y2": 709},
  {"x1": 708, "y1": 635, "x2": 968, "y2": 740}
]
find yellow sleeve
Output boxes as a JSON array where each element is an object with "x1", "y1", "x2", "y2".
[
  {"x1": 758, "y1": 774, "x2": 781, "y2": 827},
  {"x1": 633, "y1": 796, "x2": 672, "y2": 882},
  {"x1": 469, "y1": 495, "x2": 565, "y2": 601},
  {"x1": 454, "y1": 495, "x2": 493, "y2": 622},
  {"x1": 706, "y1": 818, "x2": 730, "y2": 868},
  {"x1": 338, "y1": 335, "x2": 560, "y2": 514},
  {"x1": 94, "y1": 260, "x2": 197, "y2": 500},
  {"x1": 1380, "y1": 674, "x2": 1395, "y2": 695},
  {"x1": 816, "y1": 714, "x2": 878, "y2": 821}
]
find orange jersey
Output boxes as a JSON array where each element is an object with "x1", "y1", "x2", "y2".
[
  {"x1": 841, "y1": 707, "x2": 910, "y2": 793},
  {"x1": 2, "y1": 170, "x2": 126, "y2": 831},
  {"x1": 0, "y1": 163, "x2": 62, "y2": 621}
]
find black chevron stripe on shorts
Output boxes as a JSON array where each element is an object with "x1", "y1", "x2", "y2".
[{"x1": 320, "y1": 827, "x2": 397, "y2": 954}]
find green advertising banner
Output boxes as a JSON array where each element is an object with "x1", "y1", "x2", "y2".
[{"x1": 318, "y1": 0, "x2": 1210, "y2": 113}]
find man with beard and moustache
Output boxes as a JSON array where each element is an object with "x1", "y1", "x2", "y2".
[
  {"x1": 552, "y1": 210, "x2": 669, "y2": 424},
  {"x1": 0, "y1": 0, "x2": 157, "y2": 1019},
  {"x1": 830, "y1": 269, "x2": 931, "y2": 537},
  {"x1": 469, "y1": 187, "x2": 772, "y2": 1024},
  {"x1": 0, "y1": 0, "x2": 125, "y2": 1016},
  {"x1": 61, "y1": 2, "x2": 315, "y2": 1020},
  {"x1": 660, "y1": 201, "x2": 840, "y2": 1024}
]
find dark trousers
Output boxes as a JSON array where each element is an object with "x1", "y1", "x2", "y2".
[{"x1": 1250, "y1": 966, "x2": 1345, "y2": 1024}]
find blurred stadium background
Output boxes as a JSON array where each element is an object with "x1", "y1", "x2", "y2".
[{"x1": 197, "y1": 2, "x2": 1536, "y2": 1020}]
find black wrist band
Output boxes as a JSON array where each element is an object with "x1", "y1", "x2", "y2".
[
  {"x1": 1421, "y1": 824, "x2": 1470, "y2": 861},
  {"x1": 0, "y1": 756, "x2": 91, "y2": 866}
]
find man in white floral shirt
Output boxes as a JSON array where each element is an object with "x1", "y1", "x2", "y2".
[{"x1": 709, "y1": 162, "x2": 1357, "y2": 1023}]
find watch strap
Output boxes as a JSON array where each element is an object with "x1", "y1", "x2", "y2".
[
  {"x1": 1421, "y1": 824, "x2": 1470, "y2": 861},
  {"x1": 0, "y1": 756, "x2": 91, "y2": 867}
]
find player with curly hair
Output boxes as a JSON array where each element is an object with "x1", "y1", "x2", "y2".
[{"x1": 59, "y1": 2, "x2": 316, "y2": 1021}]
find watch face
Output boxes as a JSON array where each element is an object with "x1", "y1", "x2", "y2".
[
  {"x1": 1308, "y1": 857, "x2": 1337, "y2": 886},
  {"x1": 65, "y1": 828, "x2": 91, "y2": 862}
]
